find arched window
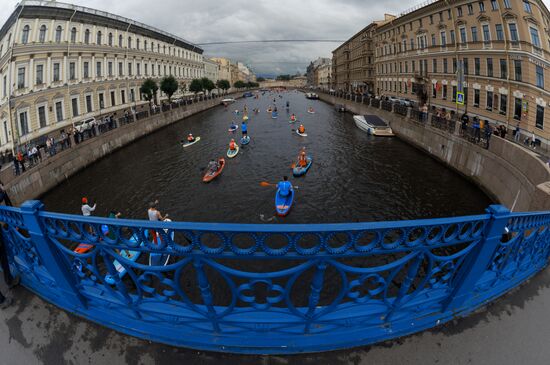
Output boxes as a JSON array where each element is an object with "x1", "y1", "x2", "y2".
[
  {"x1": 151, "y1": 41, "x2": 154, "y2": 51},
  {"x1": 96, "y1": 31, "x2": 102, "y2": 45},
  {"x1": 127, "y1": 36, "x2": 132, "y2": 48},
  {"x1": 84, "y1": 29, "x2": 90, "y2": 44},
  {"x1": 118, "y1": 34, "x2": 123, "y2": 47},
  {"x1": 55, "y1": 26, "x2": 62, "y2": 43},
  {"x1": 144, "y1": 40, "x2": 148, "y2": 51},
  {"x1": 38, "y1": 25, "x2": 47, "y2": 43},
  {"x1": 21, "y1": 25, "x2": 30, "y2": 44},
  {"x1": 0, "y1": 45, "x2": 3, "y2": 57},
  {"x1": 157, "y1": 44, "x2": 160, "y2": 52},
  {"x1": 70, "y1": 27, "x2": 77, "y2": 43},
  {"x1": 108, "y1": 32, "x2": 113, "y2": 46},
  {"x1": 136, "y1": 38, "x2": 140, "y2": 50},
  {"x1": 163, "y1": 45, "x2": 166, "y2": 54}
]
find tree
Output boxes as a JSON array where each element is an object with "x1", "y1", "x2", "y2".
[
  {"x1": 234, "y1": 80, "x2": 246, "y2": 89},
  {"x1": 257, "y1": 77, "x2": 266, "y2": 82},
  {"x1": 276, "y1": 74, "x2": 291, "y2": 81},
  {"x1": 160, "y1": 76, "x2": 178, "y2": 102},
  {"x1": 216, "y1": 79, "x2": 230, "y2": 94},
  {"x1": 140, "y1": 78, "x2": 158, "y2": 105},
  {"x1": 201, "y1": 77, "x2": 216, "y2": 94},
  {"x1": 189, "y1": 78, "x2": 203, "y2": 94}
]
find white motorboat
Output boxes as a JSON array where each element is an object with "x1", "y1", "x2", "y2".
[
  {"x1": 353, "y1": 114, "x2": 394, "y2": 136},
  {"x1": 221, "y1": 98, "x2": 236, "y2": 104}
]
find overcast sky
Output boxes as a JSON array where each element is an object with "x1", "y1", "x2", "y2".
[{"x1": 1, "y1": 0, "x2": 550, "y2": 76}]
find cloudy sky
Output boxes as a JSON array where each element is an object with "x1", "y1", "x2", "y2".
[{"x1": 1, "y1": 0, "x2": 549, "y2": 76}]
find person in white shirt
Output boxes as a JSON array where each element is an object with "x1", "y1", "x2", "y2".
[{"x1": 81, "y1": 197, "x2": 97, "y2": 216}]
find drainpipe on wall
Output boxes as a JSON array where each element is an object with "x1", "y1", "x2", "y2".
[
  {"x1": 497, "y1": 2, "x2": 512, "y2": 130},
  {"x1": 66, "y1": 8, "x2": 77, "y2": 134},
  {"x1": 444, "y1": 0, "x2": 461, "y2": 118},
  {"x1": 7, "y1": 3, "x2": 26, "y2": 155}
]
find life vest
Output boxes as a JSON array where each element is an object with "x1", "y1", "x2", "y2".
[
  {"x1": 187, "y1": 136, "x2": 194, "y2": 142},
  {"x1": 299, "y1": 126, "x2": 305, "y2": 133},
  {"x1": 299, "y1": 154, "x2": 307, "y2": 167},
  {"x1": 229, "y1": 142, "x2": 236, "y2": 150}
]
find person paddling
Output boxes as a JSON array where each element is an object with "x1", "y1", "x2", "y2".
[
  {"x1": 186, "y1": 133, "x2": 195, "y2": 143},
  {"x1": 277, "y1": 176, "x2": 293, "y2": 197},
  {"x1": 81, "y1": 197, "x2": 96, "y2": 216},
  {"x1": 241, "y1": 121, "x2": 248, "y2": 136},
  {"x1": 290, "y1": 114, "x2": 296, "y2": 121},
  {"x1": 207, "y1": 159, "x2": 219, "y2": 173},
  {"x1": 147, "y1": 201, "x2": 168, "y2": 244},
  {"x1": 229, "y1": 139, "x2": 237, "y2": 151},
  {"x1": 297, "y1": 149, "x2": 308, "y2": 167},
  {"x1": 298, "y1": 124, "x2": 306, "y2": 134}
]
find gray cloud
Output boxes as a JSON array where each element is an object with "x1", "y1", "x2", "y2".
[{"x1": 2, "y1": 0, "x2": 549, "y2": 75}]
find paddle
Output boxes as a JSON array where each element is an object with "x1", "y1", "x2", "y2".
[{"x1": 259, "y1": 181, "x2": 299, "y2": 189}]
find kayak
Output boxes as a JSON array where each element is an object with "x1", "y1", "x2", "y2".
[
  {"x1": 296, "y1": 130, "x2": 308, "y2": 137},
  {"x1": 243, "y1": 115, "x2": 249, "y2": 121},
  {"x1": 267, "y1": 109, "x2": 273, "y2": 113},
  {"x1": 272, "y1": 112, "x2": 278, "y2": 119},
  {"x1": 182, "y1": 136, "x2": 201, "y2": 148},
  {"x1": 275, "y1": 188, "x2": 295, "y2": 216},
  {"x1": 293, "y1": 156, "x2": 313, "y2": 177},
  {"x1": 241, "y1": 135, "x2": 251, "y2": 145},
  {"x1": 203, "y1": 158, "x2": 225, "y2": 183},
  {"x1": 228, "y1": 125, "x2": 239, "y2": 132},
  {"x1": 307, "y1": 110, "x2": 315, "y2": 114},
  {"x1": 149, "y1": 219, "x2": 174, "y2": 267},
  {"x1": 104, "y1": 235, "x2": 142, "y2": 285},
  {"x1": 227, "y1": 144, "x2": 240, "y2": 158}
]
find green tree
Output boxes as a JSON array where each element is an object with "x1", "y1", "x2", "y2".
[
  {"x1": 189, "y1": 78, "x2": 203, "y2": 94},
  {"x1": 160, "y1": 76, "x2": 178, "y2": 102},
  {"x1": 140, "y1": 78, "x2": 158, "y2": 105},
  {"x1": 276, "y1": 74, "x2": 291, "y2": 81},
  {"x1": 216, "y1": 79, "x2": 230, "y2": 94},
  {"x1": 234, "y1": 80, "x2": 246, "y2": 89},
  {"x1": 201, "y1": 77, "x2": 216, "y2": 94},
  {"x1": 256, "y1": 77, "x2": 266, "y2": 82}
]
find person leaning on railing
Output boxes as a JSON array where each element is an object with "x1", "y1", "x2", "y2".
[{"x1": 0, "y1": 181, "x2": 20, "y2": 309}]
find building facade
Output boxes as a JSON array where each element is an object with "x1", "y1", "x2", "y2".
[
  {"x1": 335, "y1": 0, "x2": 550, "y2": 140},
  {"x1": 210, "y1": 57, "x2": 232, "y2": 83},
  {"x1": 204, "y1": 58, "x2": 220, "y2": 84},
  {"x1": 306, "y1": 57, "x2": 331, "y2": 86},
  {"x1": 315, "y1": 62, "x2": 332, "y2": 90},
  {"x1": 0, "y1": 1, "x2": 204, "y2": 153}
]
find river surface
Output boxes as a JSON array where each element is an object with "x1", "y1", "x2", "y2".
[{"x1": 42, "y1": 90, "x2": 492, "y2": 223}]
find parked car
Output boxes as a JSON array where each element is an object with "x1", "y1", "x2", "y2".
[
  {"x1": 243, "y1": 92, "x2": 253, "y2": 97},
  {"x1": 74, "y1": 118, "x2": 96, "y2": 133}
]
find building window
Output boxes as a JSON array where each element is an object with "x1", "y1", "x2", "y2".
[
  {"x1": 495, "y1": 24, "x2": 504, "y2": 41},
  {"x1": 97, "y1": 31, "x2": 102, "y2": 45},
  {"x1": 463, "y1": 58, "x2": 469, "y2": 75},
  {"x1": 486, "y1": 91, "x2": 493, "y2": 110},
  {"x1": 523, "y1": 1, "x2": 532, "y2": 13},
  {"x1": 128, "y1": 63, "x2": 132, "y2": 76},
  {"x1": 144, "y1": 40, "x2": 148, "y2": 50},
  {"x1": 500, "y1": 59, "x2": 507, "y2": 79},
  {"x1": 487, "y1": 58, "x2": 493, "y2": 77},
  {"x1": 38, "y1": 25, "x2": 47, "y2": 43},
  {"x1": 443, "y1": 84, "x2": 448, "y2": 99},
  {"x1": 457, "y1": 6, "x2": 463, "y2": 17},
  {"x1": 119, "y1": 34, "x2": 123, "y2": 47},
  {"x1": 432, "y1": 59, "x2": 437, "y2": 73},
  {"x1": 108, "y1": 33, "x2": 113, "y2": 46},
  {"x1": 443, "y1": 58, "x2": 448, "y2": 73},
  {"x1": 55, "y1": 26, "x2": 62, "y2": 43},
  {"x1": 21, "y1": 25, "x2": 29, "y2": 44},
  {"x1": 514, "y1": 98, "x2": 522, "y2": 120},
  {"x1": 145, "y1": 63, "x2": 148, "y2": 76},
  {"x1": 452, "y1": 86, "x2": 457, "y2": 102},
  {"x1": 479, "y1": 1, "x2": 485, "y2": 12},
  {"x1": 431, "y1": 34, "x2": 436, "y2": 46},
  {"x1": 136, "y1": 39, "x2": 140, "y2": 50},
  {"x1": 453, "y1": 58, "x2": 457, "y2": 73},
  {"x1": 121, "y1": 90, "x2": 126, "y2": 104},
  {"x1": 504, "y1": 0, "x2": 511, "y2": 8},
  {"x1": 508, "y1": 23, "x2": 518, "y2": 42},
  {"x1": 482, "y1": 24, "x2": 491, "y2": 44},
  {"x1": 432, "y1": 84, "x2": 437, "y2": 98},
  {"x1": 468, "y1": 3, "x2": 474, "y2": 14},
  {"x1": 459, "y1": 27, "x2": 467, "y2": 44},
  {"x1": 55, "y1": 101, "x2": 63, "y2": 122},
  {"x1": 84, "y1": 29, "x2": 90, "y2": 44},
  {"x1": 38, "y1": 105, "x2": 47, "y2": 128},
  {"x1": 96, "y1": 62, "x2": 102, "y2": 77},
  {"x1": 110, "y1": 91, "x2": 116, "y2": 106},
  {"x1": 70, "y1": 62, "x2": 76, "y2": 80},
  {"x1": 36, "y1": 64, "x2": 43, "y2": 84},
  {"x1": 491, "y1": 0, "x2": 499, "y2": 10},
  {"x1": 128, "y1": 37, "x2": 132, "y2": 48},
  {"x1": 118, "y1": 62, "x2": 123, "y2": 76},
  {"x1": 86, "y1": 95, "x2": 92, "y2": 113},
  {"x1": 17, "y1": 67, "x2": 25, "y2": 89},
  {"x1": 72, "y1": 98, "x2": 79, "y2": 117},
  {"x1": 500, "y1": 94, "x2": 507, "y2": 115},
  {"x1": 108, "y1": 62, "x2": 113, "y2": 76},
  {"x1": 450, "y1": 30, "x2": 455, "y2": 44},
  {"x1": 83, "y1": 62, "x2": 89, "y2": 78},
  {"x1": 514, "y1": 60, "x2": 522, "y2": 81},
  {"x1": 474, "y1": 89, "x2": 480, "y2": 107},
  {"x1": 71, "y1": 27, "x2": 77, "y2": 43},
  {"x1": 18, "y1": 111, "x2": 29, "y2": 136},
  {"x1": 137, "y1": 63, "x2": 141, "y2": 76},
  {"x1": 536, "y1": 105, "x2": 544, "y2": 129},
  {"x1": 536, "y1": 65, "x2": 544, "y2": 88},
  {"x1": 2, "y1": 75, "x2": 6, "y2": 98},
  {"x1": 98, "y1": 93, "x2": 104, "y2": 109},
  {"x1": 530, "y1": 27, "x2": 541, "y2": 48},
  {"x1": 53, "y1": 63, "x2": 60, "y2": 82},
  {"x1": 475, "y1": 58, "x2": 480, "y2": 75},
  {"x1": 464, "y1": 87, "x2": 468, "y2": 104},
  {"x1": 471, "y1": 26, "x2": 478, "y2": 42}
]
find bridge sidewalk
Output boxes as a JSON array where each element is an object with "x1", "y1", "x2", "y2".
[{"x1": 0, "y1": 266, "x2": 549, "y2": 365}]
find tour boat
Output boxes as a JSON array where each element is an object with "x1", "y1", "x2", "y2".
[
  {"x1": 353, "y1": 114, "x2": 394, "y2": 136},
  {"x1": 305, "y1": 92, "x2": 319, "y2": 100}
]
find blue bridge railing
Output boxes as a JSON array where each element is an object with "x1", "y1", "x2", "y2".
[{"x1": 1, "y1": 200, "x2": 550, "y2": 354}]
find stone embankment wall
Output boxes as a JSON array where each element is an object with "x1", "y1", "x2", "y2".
[
  {"x1": 318, "y1": 93, "x2": 550, "y2": 212},
  {"x1": 6, "y1": 95, "x2": 241, "y2": 205}
]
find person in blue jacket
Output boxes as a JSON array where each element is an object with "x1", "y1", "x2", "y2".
[
  {"x1": 241, "y1": 121, "x2": 248, "y2": 136},
  {"x1": 277, "y1": 176, "x2": 292, "y2": 196}
]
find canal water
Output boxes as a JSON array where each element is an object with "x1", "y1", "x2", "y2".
[{"x1": 42, "y1": 90, "x2": 492, "y2": 223}]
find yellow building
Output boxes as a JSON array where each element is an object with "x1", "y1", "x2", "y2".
[{"x1": 0, "y1": 1, "x2": 204, "y2": 153}]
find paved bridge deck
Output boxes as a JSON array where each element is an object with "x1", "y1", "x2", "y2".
[{"x1": 1, "y1": 266, "x2": 549, "y2": 365}]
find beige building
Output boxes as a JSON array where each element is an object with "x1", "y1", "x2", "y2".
[
  {"x1": 0, "y1": 0, "x2": 204, "y2": 153},
  {"x1": 335, "y1": 0, "x2": 550, "y2": 140},
  {"x1": 314, "y1": 62, "x2": 332, "y2": 90},
  {"x1": 203, "y1": 58, "x2": 219, "y2": 83},
  {"x1": 210, "y1": 57, "x2": 232, "y2": 83}
]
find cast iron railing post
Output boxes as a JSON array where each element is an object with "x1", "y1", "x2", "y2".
[
  {"x1": 443, "y1": 204, "x2": 510, "y2": 311},
  {"x1": 304, "y1": 260, "x2": 327, "y2": 333},
  {"x1": 20, "y1": 200, "x2": 87, "y2": 309}
]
